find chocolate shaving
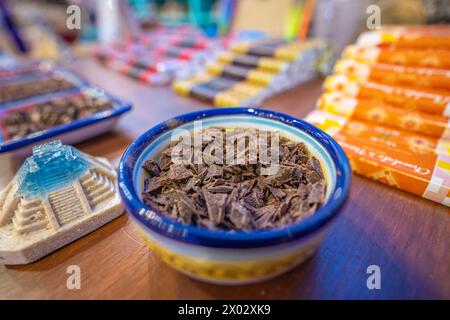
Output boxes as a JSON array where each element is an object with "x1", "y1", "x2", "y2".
[
  {"x1": 203, "y1": 190, "x2": 227, "y2": 225},
  {"x1": 141, "y1": 127, "x2": 327, "y2": 231},
  {"x1": 2, "y1": 93, "x2": 113, "y2": 141},
  {"x1": 143, "y1": 159, "x2": 160, "y2": 177},
  {"x1": 169, "y1": 164, "x2": 194, "y2": 181},
  {"x1": 229, "y1": 202, "x2": 254, "y2": 230}
]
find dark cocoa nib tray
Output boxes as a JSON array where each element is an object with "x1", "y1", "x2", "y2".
[
  {"x1": 0, "y1": 65, "x2": 85, "y2": 108},
  {"x1": 0, "y1": 63, "x2": 132, "y2": 154}
]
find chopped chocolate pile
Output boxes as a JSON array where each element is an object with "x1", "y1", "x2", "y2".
[
  {"x1": 142, "y1": 127, "x2": 326, "y2": 231},
  {"x1": 0, "y1": 77, "x2": 75, "y2": 103},
  {"x1": 2, "y1": 94, "x2": 113, "y2": 140}
]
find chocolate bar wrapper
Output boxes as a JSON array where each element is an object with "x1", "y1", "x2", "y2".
[
  {"x1": 306, "y1": 110, "x2": 450, "y2": 206},
  {"x1": 207, "y1": 62, "x2": 276, "y2": 86},
  {"x1": 153, "y1": 46, "x2": 210, "y2": 62},
  {"x1": 334, "y1": 59, "x2": 450, "y2": 91},
  {"x1": 318, "y1": 92, "x2": 450, "y2": 139},
  {"x1": 324, "y1": 74, "x2": 450, "y2": 117},
  {"x1": 95, "y1": 47, "x2": 182, "y2": 73},
  {"x1": 307, "y1": 109, "x2": 449, "y2": 155},
  {"x1": 104, "y1": 60, "x2": 171, "y2": 85},
  {"x1": 172, "y1": 39, "x2": 326, "y2": 105},
  {"x1": 207, "y1": 57, "x2": 318, "y2": 93},
  {"x1": 93, "y1": 31, "x2": 219, "y2": 84},
  {"x1": 170, "y1": 37, "x2": 210, "y2": 49},
  {"x1": 231, "y1": 39, "x2": 322, "y2": 61},
  {"x1": 173, "y1": 76, "x2": 264, "y2": 107},
  {"x1": 217, "y1": 52, "x2": 288, "y2": 73},
  {"x1": 174, "y1": 74, "x2": 268, "y2": 96},
  {"x1": 343, "y1": 45, "x2": 450, "y2": 69},
  {"x1": 379, "y1": 25, "x2": 450, "y2": 34},
  {"x1": 357, "y1": 26, "x2": 450, "y2": 49}
]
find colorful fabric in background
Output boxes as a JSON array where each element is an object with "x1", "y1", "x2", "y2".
[
  {"x1": 306, "y1": 25, "x2": 450, "y2": 207},
  {"x1": 173, "y1": 39, "x2": 328, "y2": 106},
  {"x1": 92, "y1": 25, "x2": 224, "y2": 85}
]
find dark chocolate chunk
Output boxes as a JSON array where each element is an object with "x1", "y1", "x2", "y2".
[
  {"x1": 144, "y1": 176, "x2": 163, "y2": 193},
  {"x1": 205, "y1": 164, "x2": 223, "y2": 180},
  {"x1": 307, "y1": 157, "x2": 324, "y2": 178},
  {"x1": 206, "y1": 185, "x2": 235, "y2": 193},
  {"x1": 244, "y1": 187, "x2": 265, "y2": 208},
  {"x1": 267, "y1": 185, "x2": 286, "y2": 202},
  {"x1": 1, "y1": 93, "x2": 113, "y2": 141},
  {"x1": 264, "y1": 165, "x2": 296, "y2": 186},
  {"x1": 141, "y1": 127, "x2": 327, "y2": 232},
  {"x1": 169, "y1": 164, "x2": 194, "y2": 181},
  {"x1": 229, "y1": 202, "x2": 253, "y2": 230},
  {"x1": 308, "y1": 180, "x2": 326, "y2": 204},
  {"x1": 203, "y1": 190, "x2": 227, "y2": 224},
  {"x1": 143, "y1": 159, "x2": 161, "y2": 177},
  {"x1": 0, "y1": 77, "x2": 75, "y2": 104}
]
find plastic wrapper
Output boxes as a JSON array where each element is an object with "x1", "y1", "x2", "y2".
[
  {"x1": 305, "y1": 25, "x2": 450, "y2": 206},
  {"x1": 173, "y1": 39, "x2": 327, "y2": 106},
  {"x1": 317, "y1": 92, "x2": 450, "y2": 139},
  {"x1": 217, "y1": 52, "x2": 288, "y2": 73},
  {"x1": 207, "y1": 63, "x2": 276, "y2": 86},
  {"x1": 231, "y1": 39, "x2": 323, "y2": 61},
  {"x1": 334, "y1": 59, "x2": 450, "y2": 91},
  {"x1": 308, "y1": 109, "x2": 449, "y2": 155},
  {"x1": 306, "y1": 109, "x2": 450, "y2": 207},
  {"x1": 173, "y1": 75, "x2": 265, "y2": 107},
  {"x1": 343, "y1": 45, "x2": 450, "y2": 70},
  {"x1": 103, "y1": 59, "x2": 172, "y2": 85},
  {"x1": 324, "y1": 74, "x2": 450, "y2": 117},
  {"x1": 92, "y1": 28, "x2": 224, "y2": 84},
  {"x1": 357, "y1": 26, "x2": 450, "y2": 49}
]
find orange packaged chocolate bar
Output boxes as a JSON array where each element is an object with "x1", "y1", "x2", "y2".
[
  {"x1": 343, "y1": 45, "x2": 450, "y2": 69},
  {"x1": 318, "y1": 92, "x2": 450, "y2": 139},
  {"x1": 357, "y1": 26, "x2": 450, "y2": 49},
  {"x1": 306, "y1": 110, "x2": 450, "y2": 206},
  {"x1": 307, "y1": 109, "x2": 449, "y2": 155},
  {"x1": 379, "y1": 25, "x2": 450, "y2": 34},
  {"x1": 334, "y1": 59, "x2": 450, "y2": 91},
  {"x1": 324, "y1": 75, "x2": 450, "y2": 117}
]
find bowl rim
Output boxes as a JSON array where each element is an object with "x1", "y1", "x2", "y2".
[{"x1": 118, "y1": 107, "x2": 351, "y2": 248}]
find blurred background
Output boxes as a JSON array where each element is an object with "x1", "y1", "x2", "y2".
[{"x1": 1, "y1": 0, "x2": 449, "y2": 63}]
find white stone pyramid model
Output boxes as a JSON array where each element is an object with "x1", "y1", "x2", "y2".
[{"x1": 0, "y1": 140, "x2": 124, "y2": 264}]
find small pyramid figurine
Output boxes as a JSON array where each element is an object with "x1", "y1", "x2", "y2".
[{"x1": 0, "y1": 140, "x2": 124, "y2": 264}]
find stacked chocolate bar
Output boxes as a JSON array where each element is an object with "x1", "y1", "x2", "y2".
[
  {"x1": 93, "y1": 25, "x2": 222, "y2": 85},
  {"x1": 173, "y1": 39, "x2": 327, "y2": 106},
  {"x1": 305, "y1": 25, "x2": 450, "y2": 207}
]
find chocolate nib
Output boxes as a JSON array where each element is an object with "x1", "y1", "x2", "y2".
[
  {"x1": 2, "y1": 93, "x2": 113, "y2": 141},
  {"x1": 142, "y1": 128, "x2": 327, "y2": 231}
]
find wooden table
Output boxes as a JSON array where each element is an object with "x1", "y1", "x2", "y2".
[{"x1": 0, "y1": 58, "x2": 449, "y2": 299}]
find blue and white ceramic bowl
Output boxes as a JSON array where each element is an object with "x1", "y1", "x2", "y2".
[{"x1": 118, "y1": 108, "x2": 351, "y2": 284}]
